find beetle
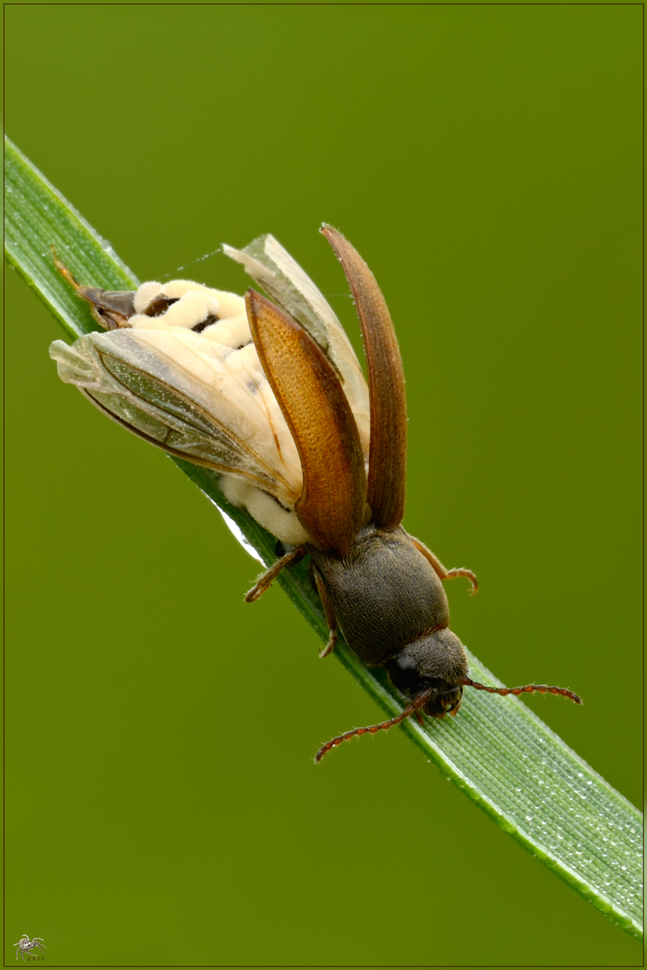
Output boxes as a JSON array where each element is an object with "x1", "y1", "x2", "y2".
[{"x1": 51, "y1": 226, "x2": 581, "y2": 760}]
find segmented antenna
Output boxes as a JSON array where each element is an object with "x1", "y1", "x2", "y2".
[
  {"x1": 314, "y1": 689, "x2": 433, "y2": 763},
  {"x1": 315, "y1": 678, "x2": 582, "y2": 762},
  {"x1": 459, "y1": 677, "x2": 582, "y2": 705}
]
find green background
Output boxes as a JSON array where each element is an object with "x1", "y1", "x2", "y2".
[{"x1": 5, "y1": 4, "x2": 641, "y2": 967}]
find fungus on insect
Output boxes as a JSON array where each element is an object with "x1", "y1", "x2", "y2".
[{"x1": 51, "y1": 227, "x2": 581, "y2": 762}]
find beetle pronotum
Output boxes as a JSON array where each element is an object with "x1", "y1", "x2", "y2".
[{"x1": 51, "y1": 227, "x2": 581, "y2": 760}]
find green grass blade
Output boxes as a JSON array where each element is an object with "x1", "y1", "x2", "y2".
[
  {"x1": 5, "y1": 134, "x2": 642, "y2": 941},
  {"x1": 5, "y1": 137, "x2": 137, "y2": 336}
]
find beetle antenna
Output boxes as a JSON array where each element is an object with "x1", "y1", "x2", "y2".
[
  {"x1": 459, "y1": 677, "x2": 582, "y2": 705},
  {"x1": 314, "y1": 689, "x2": 433, "y2": 762}
]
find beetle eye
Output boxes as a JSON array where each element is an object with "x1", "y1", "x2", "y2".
[{"x1": 387, "y1": 654, "x2": 423, "y2": 695}]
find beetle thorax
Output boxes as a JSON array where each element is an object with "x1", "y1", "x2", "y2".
[{"x1": 309, "y1": 526, "x2": 450, "y2": 667}]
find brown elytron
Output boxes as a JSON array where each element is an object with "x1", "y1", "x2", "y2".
[
  {"x1": 245, "y1": 290, "x2": 367, "y2": 558},
  {"x1": 321, "y1": 226, "x2": 407, "y2": 530}
]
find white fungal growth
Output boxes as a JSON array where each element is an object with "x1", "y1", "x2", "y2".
[{"x1": 50, "y1": 235, "x2": 371, "y2": 547}]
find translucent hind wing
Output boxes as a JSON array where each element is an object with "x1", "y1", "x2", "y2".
[
  {"x1": 223, "y1": 234, "x2": 370, "y2": 453},
  {"x1": 50, "y1": 328, "x2": 302, "y2": 505}
]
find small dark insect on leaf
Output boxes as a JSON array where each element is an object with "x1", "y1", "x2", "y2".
[{"x1": 50, "y1": 227, "x2": 582, "y2": 762}]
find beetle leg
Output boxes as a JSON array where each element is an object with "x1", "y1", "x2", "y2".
[
  {"x1": 410, "y1": 536, "x2": 478, "y2": 595},
  {"x1": 415, "y1": 710, "x2": 425, "y2": 727},
  {"x1": 244, "y1": 545, "x2": 307, "y2": 602},
  {"x1": 310, "y1": 565, "x2": 338, "y2": 659}
]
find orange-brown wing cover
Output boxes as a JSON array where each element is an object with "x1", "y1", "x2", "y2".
[
  {"x1": 245, "y1": 289, "x2": 367, "y2": 557},
  {"x1": 321, "y1": 226, "x2": 407, "y2": 530}
]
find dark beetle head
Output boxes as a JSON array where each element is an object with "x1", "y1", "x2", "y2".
[
  {"x1": 386, "y1": 628, "x2": 469, "y2": 718},
  {"x1": 315, "y1": 624, "x2": 583, "y2": 761}
]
